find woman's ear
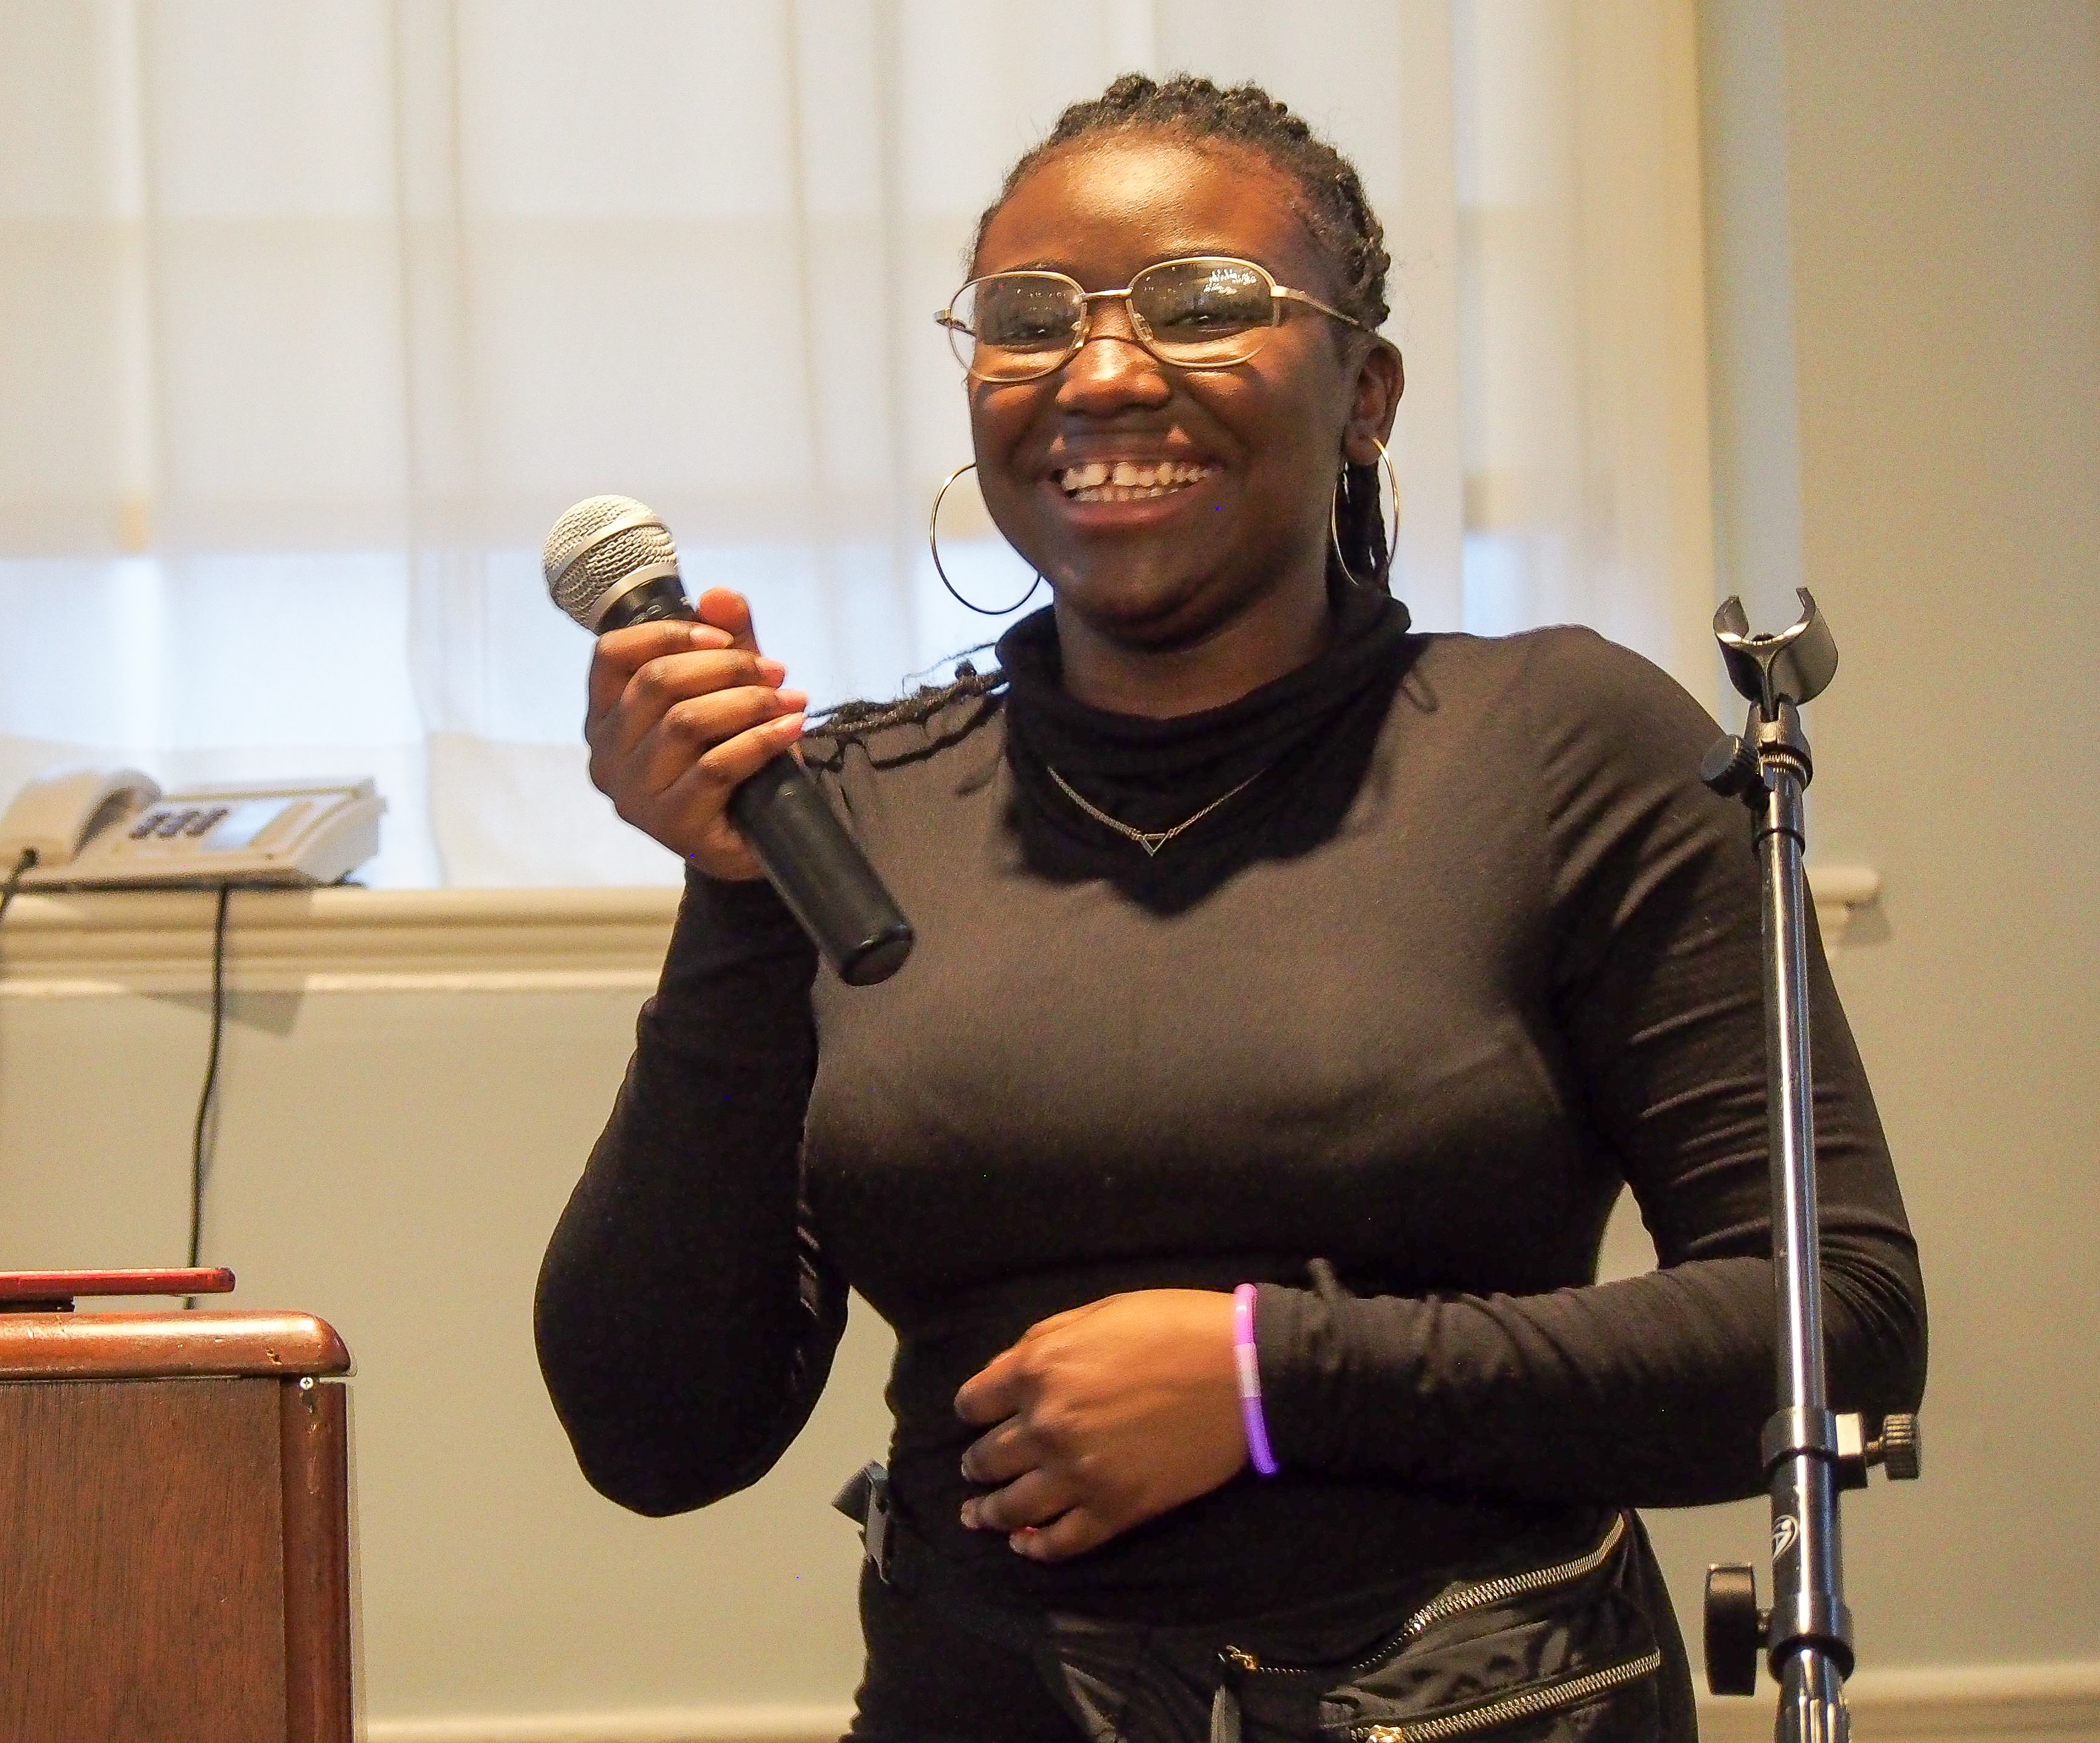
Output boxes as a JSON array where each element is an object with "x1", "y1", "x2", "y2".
[{"x1": 1343, "y1": 340, "x2": 1403, "y2": 467}]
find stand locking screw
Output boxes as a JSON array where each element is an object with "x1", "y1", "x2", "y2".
[{"x1": 1701, "y1": 733, "x2": 1760, "y2": 798}]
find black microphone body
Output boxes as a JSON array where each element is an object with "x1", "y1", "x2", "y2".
[{"x1": 600, "y1": 576, "x2": 914, "y2": 986}]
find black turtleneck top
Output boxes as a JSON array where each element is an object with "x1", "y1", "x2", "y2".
[
  {"x1": 994, "y1": 581, "x2": 1412, "y2": 914},
  {"x1": 535, "y1": 597, "x2": 1924, "y2": 1631}
]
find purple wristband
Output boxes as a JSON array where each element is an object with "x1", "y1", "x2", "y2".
[{"x1": 1231, "y1": 1283, "x2": 1279, "y2": 1476}]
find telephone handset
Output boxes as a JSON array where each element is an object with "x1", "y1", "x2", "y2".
[
  {"x1": 0, "y1": 768, "x2": 160, "y2": 870},
  {"x1": 0, "y1": 768, "x2": 385, "y2": 889}
]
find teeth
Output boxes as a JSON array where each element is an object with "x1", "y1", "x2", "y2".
[{"x1": 1058, "y1": 459, "x2": 1217, "y2": 500}]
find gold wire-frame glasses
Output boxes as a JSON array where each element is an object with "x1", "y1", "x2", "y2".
[{"x1": 935, "y1": 255, "x2": 1373, "y2": 384}]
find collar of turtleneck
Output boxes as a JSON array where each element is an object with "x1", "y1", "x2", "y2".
[{"x1": 992, "y1": 582, "x2": 1414, "y2": 907}]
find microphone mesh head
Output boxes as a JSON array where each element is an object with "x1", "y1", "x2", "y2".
[{"x1": 542, "y1": 495, "x2": 680, "y2": 627}]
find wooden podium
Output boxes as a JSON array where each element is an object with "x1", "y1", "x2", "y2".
[{"x1": 0, "y1": 1271, "x2": 353, "y2": 1743}]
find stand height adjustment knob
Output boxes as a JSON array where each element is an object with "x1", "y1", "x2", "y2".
[
  {"x1": 1871, "y1": 1413, "x2": 1922, "y2": 1481},
  {"x1": 1704, "y1": 1563, "x2": 1767, "y2": 1696}
]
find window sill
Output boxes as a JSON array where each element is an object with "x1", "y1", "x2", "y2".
[
  {"x1": 0, "y1": 885, "x2": 683, "y2": 996},
  {"x1": 0, "y1": 868, "x2": 1883, "y2": 997}
]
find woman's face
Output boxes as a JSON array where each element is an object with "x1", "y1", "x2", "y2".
[{"x1": 966, "y1": 133, "x2": 1396, "y2": 655}]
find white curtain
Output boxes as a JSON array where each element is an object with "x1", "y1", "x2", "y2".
[{"x1": 0, "y1": 0, "x2": 1714, "y2": 887}]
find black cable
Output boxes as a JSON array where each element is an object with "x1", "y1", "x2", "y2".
[
  {"x1": 0, "y1": 847, "x2": 35, "y2": 928},
  {"x1": 184, "y1": 884, "x2": 233, "y2": 1307},
  {"x1": 0, "y1": 854, "x2": 32, "y2": 1173},
  {"x1": 0, "y1": 861, "x2": 238, "y2": 1307}
]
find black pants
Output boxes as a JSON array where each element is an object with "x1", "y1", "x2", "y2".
[{"x1": 849, "y1": 1557, "x2": 1076, "y2": 1742}]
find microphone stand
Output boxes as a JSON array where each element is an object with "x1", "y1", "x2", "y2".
[{"x1": 1697, "y1": 591, "x2": 1919, "y2": 1743}]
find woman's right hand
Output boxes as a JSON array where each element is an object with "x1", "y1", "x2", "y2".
[{"x1": 584, "y1": 586, "x2": 808, "y2": 880}]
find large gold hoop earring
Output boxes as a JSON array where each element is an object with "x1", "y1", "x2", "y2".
[
  {"x1": 1328, "y1": 437, "x2": 1402, "y2": 589},
  {"x1": 930, "y1": 463, "x2": 1045, "y2": 616}
]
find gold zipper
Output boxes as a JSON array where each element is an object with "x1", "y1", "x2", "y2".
[
  {"x1": 1391, "y1": 1512, "x2": 1628, "y2": 1647},
  {"x1": 1219, "y1": 1512, "x2": 1629, "y2": 1681},
  {"x1": 1352, "y1": 1649, "x2": 1664, "y2": 1742}
]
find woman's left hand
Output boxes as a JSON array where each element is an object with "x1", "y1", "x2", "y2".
[{"x1": 953, "y1": 1289, "x2": 1247, "y2": 1561}]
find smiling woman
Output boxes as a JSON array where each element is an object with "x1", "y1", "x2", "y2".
[{"x1": 533, "y1": 74, "x2": 1923, "y2": 1743}]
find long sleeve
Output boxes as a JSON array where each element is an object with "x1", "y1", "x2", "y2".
[
  {"x1": 1256, "y1": 630, "x2": 1927, "y2": 1506},
  {"x1": 534, "y1": 870, "x2": 843, "y2": 1516}
]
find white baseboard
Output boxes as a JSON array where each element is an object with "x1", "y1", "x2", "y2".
[
  {"x1": 1701, "y1": 1663, "x2": 2100, "y2": 1742},
  {"x1": 362, "y1": 1708, "x2": 852, "y2": 1743},
  {"x1": 361, "y1": 1663, "x2": 2100, "y2": 1743}
]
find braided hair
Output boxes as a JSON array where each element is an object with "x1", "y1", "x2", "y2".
[
  {"x1": 817, "y1": 75, "x2": 1396, "y2": 741},
  {"x1": 813, "y1": 657, "x2": 1004, "y2": 743},
  {"x1": 974, "y1": 75, "x2": 1391, "y2": 333}
]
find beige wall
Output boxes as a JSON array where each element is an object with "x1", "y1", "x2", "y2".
[
  {"x1": 1679, "y1": 0, "x2": 2100, "y2": 1670},
  {"x1": 1, "y1": 2, "x2": 2095, "y2": 1736}
]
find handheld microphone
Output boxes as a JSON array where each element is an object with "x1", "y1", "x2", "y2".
[{"x1": 543, "y1": 495, "x2": 914, "y2": 986}]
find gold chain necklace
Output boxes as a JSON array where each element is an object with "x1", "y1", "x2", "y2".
[{"x1": 1044, "y1": 764, "x2": 1266, "y2": 858}]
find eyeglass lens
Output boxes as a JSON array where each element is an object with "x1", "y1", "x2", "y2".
[{"x1": 951, "y1": 258, "x2": 1277, "y2": 381}]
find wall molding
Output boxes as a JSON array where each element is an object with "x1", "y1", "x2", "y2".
[
  {"x1": 0, "y1": 885, "x2": 681, "y2": 997},
  {"x1": 1809, "y1": 864, "x2": 1879, "y2": 945},
  {"x1": 0, "y1": 868, "x2": 1882, "y2": 999},
  {"x1": 360, "y1": 1663, "x2": 2100, "y2": 1743}
]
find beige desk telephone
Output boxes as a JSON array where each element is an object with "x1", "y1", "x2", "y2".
[{"x1": 0, "y1": 768, "x2": 385, "y2": 889}]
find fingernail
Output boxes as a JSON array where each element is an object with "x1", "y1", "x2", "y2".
[
  {"x1": 756, "y1": 656, "x2": 788, "y2": 683},
  {"x1": 959, "y1": 1501, "x2": 979, "y2": 1528},
  {"x1": 776, "y1": 712, "x2": 805, "y2": 742},
  {"x1": 1009, "y1": 1527, "x2": 1039, "y2": 1555},
  {"x1": 689, "y1": 624, "x2": 731, "y2": 647},
  {"x1": 776, "y1": 689, "x2": 810, "y2": 712}
]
